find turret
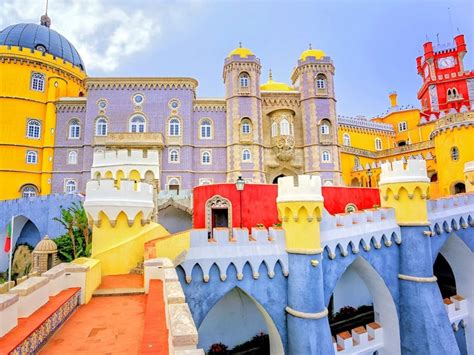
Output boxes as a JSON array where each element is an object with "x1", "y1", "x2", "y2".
[
  {"x1": 465, "y1": 161, "x2": 474, "y2": 193},
  {"x1": 379, "y1": 159, "x2": 430, "y2": 225},
  {"x1": 276, "y1": 175, "x2": 324, "y2": 252},
  {"x1": 389, "y1": 91, "x2": 398, "y2": 107},
  {"x1": 455, "y1": 34, "x2": 467, "y2": 58}
]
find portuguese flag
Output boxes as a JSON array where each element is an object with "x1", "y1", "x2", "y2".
[{"x1": 4, "y1": 222, "x2": 11, "y2": 253}]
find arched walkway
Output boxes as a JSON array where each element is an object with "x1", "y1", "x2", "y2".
[
  {"x1": 197, "y1": 286, "x2": 284, "y2": 354},
  {"x1": 437, "y1": 235, "x2": 474, "y2": 352}
]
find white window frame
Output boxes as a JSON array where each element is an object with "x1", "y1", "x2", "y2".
[
  {"x1": 26, "y1": 119, "x2": 41, "y2": 139},
  {"x1": 316, "y1": 74, "x2": 326, "y2": 89},
  {"x1": 168, "y1": 148, "x2": 180, "y2": 163},
  {"x1": 201, "y1": 150, "x2": 212, "y2": 165},
  {"x1": 320, "y1": 124, "x2": 330, "y2": 135},
  {"x1": 322, "y1": 150, "x2": 331, "y2": 162},
  {"x1": 271, "y1": 122, "x2": 278, "y2": 137},
  {"x1": 398, "y1": 121, "x2": 408, "y2": 132},
  {"x1": 242, "y1": 149, "x2": 251, "y2": 162},
  {"x1": 96, "y1": 118, "x2": 108, "y2": 136},
  {"x1": 169, "y1": 118, "x2": 181, "y2": 136},
  {"x1": 22, "y1": 185, "x2": 37, "y2": 198},
  {"x1": 26, "y1": 150, "x2": 38, "y2": 164},
  {"x1": 239, "y1": 73, "x2": 250, "y2": 88},
  {"x1": 200, "y1": 119, "x2": 212, "y2": 139},
  {"x1": 375, "y1": 138, "x2": 382, "y2": 151},
  {"x1": 68, "y1": 150, "x2": 78, "y2": 165},
  {"x1": 167, "y1": 177, "x2": 181, "y2": 191},
  {"x1": 280, "y1": 119, "x2": 290, "y2": 135},
  {"x1": 129, "y1": 115, "x2": 146, "y2": 133},
  {"x1": 68, "y1": 119, "x2": 81, "y2": 139},
  {"x1": 64, "y1": 179, "x2": 77, "y2": 194},
  {"x1": 199, "y1": 178, "x2": 213, "y2": 185},
  {"x1": 343, "y1": 133, "x2": 351, "y2": 146},
  {"x1": 241, "y1": 119, "x2": 251, "y2": 134},
  {"x1": 31, "y1": 72, "x2": 45, "y2": 92}
]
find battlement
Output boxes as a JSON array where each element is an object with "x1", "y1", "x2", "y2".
[
  {"x1": 379, "y1": 159, "x2": 429, "y2": 185},
  {"x1": 277, "y1": 175, "x2": 323, "y2": 203},
  {"x1": 83, "y1": 179, "x2": 154, "y2": 226},
  {"x1": 333, "y1": 322, "x2": 383, "y2": 353},
  {"x1": 427, "y1": 193, "x2": 474, "y2": 234},
  {"x1": 91, "y1": 149, "x2": 160, "y2": 181}
]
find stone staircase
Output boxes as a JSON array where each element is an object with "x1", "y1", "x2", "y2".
[{"x1": 130, "y1": 261, "x2": 144, "y2": 275}]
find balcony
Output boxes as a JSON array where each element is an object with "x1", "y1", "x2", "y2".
[{"x1": 94, "y1": 132, "x2": 165, "y2": 149}]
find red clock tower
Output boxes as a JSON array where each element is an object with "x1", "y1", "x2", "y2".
[{"x1": 416, "y1": 34, "x2": 474, "y2": 119}]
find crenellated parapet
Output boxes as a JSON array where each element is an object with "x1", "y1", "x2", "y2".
[
  {"x1": 465, "y1": 161, "x2": 474, "y2": 192},
  {"x1": 277, "y1": 175, "x2": 324, "y2": 253},
  {"x1": 91, "y1": 149, "x2": 160, "y2": 181},
  {"x1": 180, "y1": 227, "x2": 288, "y2": 283},
  {"x1": 84, "y1": 179, "x2": 154, "y2": 227},
  {"x1": 379, "y1": 159, "x2": 430, "y2": 225},
  {"x1": 427, "y1": 193, "x2": 474, "y2": 235},
  {"x1": 320, "y1": 208, "x2": 401, "y2": 259}
]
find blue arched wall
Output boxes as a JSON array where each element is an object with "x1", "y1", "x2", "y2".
[{"x1": 15, "y1": 220, "x2": 41, "y2": 247}]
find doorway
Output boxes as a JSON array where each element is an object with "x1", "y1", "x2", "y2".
[
  {"x1": 454, "y1": 182, "x2": 466, "y2": 195},
  {"x1": 212, "y1": 208, "x2": 229, "y2": 229}
]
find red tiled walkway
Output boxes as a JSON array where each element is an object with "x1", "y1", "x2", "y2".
[
  {"x1": 0, "y1": 288, "x2": 80, "y2": 354},
  {"x1": 98, "y1": 274, "x2": 144, "y2": 289},
  {"x1": 40, "y1": 294, "x2": 147, "y2": 354}
]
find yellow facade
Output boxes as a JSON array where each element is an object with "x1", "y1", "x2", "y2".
[{"x1": 0, "y1": 45, "x2": 85, "y2": 200}]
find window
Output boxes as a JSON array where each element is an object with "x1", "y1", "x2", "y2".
[
  {"x1": 343, "y1": 133, "x2": 351, "y2": 146},
  {"x1": 201, "y1": 151, "x2": 211, "y2": 164},
  {"x1": 375, "y1": 138, "x2": 382, "y2": 151},
  {"x1": 451, "y1": 146, "x2": 459, "y2": 161},
  {"x1": 242, "y1": 149, "x2": 251, "y2": 162},
  {"x1": 168, "y1": 178, "x2": 180, "y2": 193},
  {"x1": 31, "y1": 72, "x2": 45, "y2": 92},
  {"x1": 96, "y1": 118, "x2": 108, "y2": 136},
  {"x1": 26, "y1": 150, "x2": 38, "y2": 164},
  {"x1": 199, "y1": 178, "x2": 213, "y2": 185},
  {"x1": 21, "y1": 185, "x2": 37, "y2": 198},
  {"x1": 130, "y1": 115, "x2": 146, "y2": 133},
  {"x1": 320, "y1": 123, "x2": 330, "y2": 135},
  {"x1": 239, "y1": 72, "x2": 250, "y2": 88},
  {"x1": 322, "y1": 150, "x2": 331, "y2": 162},
  {"x1": 132, "y1": 93, "x2": 145, "y2": 105},
  {"x1": 354, "y1": 156, "x2": 360, "y2": 168},
  {"x1": 68, "y1": 151, "x2": 78, "y2": 165},
  {"x1": 26, "y1": 119, "x2": 41, "y2": 139},
  {"x1": 200, "y1": 119, "x2": 212, "y2": 139},
  {"x1": 169, "y1": 118, "x2": 181, "y2": 136},
  {"x1": 316, "y1": 74, "x2": 326, "y2": 90},
  {"x1": 169, "y1": 149, "x2": 179, "y2": 163},
  {"x1": 241, "y1": 118, "x2": 251, "y2": 134},
  {"x1": 271, "y1": 122, "x2": 278, "y2": 137},
  {"x1": 69, "y1": 119, "x2": 81, "y2": 139},
  {"x1": 280, "y1": 119, "x2": 290, "y2": 135},
  {"x1": 65, "y1": 180, "x2": 77, "y2": 194},
  {"x1": 398, "y1": 121, "x2": 408, "y2": 132}
]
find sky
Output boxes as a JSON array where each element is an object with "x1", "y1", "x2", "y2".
[{"x1": 1, "y1": 0, "x2": 473, "y2": 118}]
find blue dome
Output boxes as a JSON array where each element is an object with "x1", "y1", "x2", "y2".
[{"x1": 0, "y1": 23, "x2": 85, "y2": 70}]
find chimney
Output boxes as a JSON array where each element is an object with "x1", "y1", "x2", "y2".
[{"x1": 389, "y1": 91, "x2": 398, "y2": 107}]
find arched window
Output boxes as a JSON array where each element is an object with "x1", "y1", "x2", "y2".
[
  {"x1": 354, "y1": 156, "x2": 360, "y2": 168},
  {"x1": 22, "y1": 185, "x2": 38, "y2": 198},
  {"x1": 169, "y1": 118, "x2": 181, "y2": 136},
  {"x1": 168, "y1": 178, "x2": 180, "y2": 193},
  {"x1": 375, "y1": 138, "x2": 382, "y2": 151},
  {"x1": 96, "y1": 118, "x2": 108, "y2": 136},
  {"x1": 129, "y1": 115, "x2": 146, "y2": 133},
  {"x1": 26, "y1": 150, "x2": 38, "y2": 164},
  {"x1": 201, "y1": 151, "x2": 211, "y2": 164},
  {"x1": 343, "y1": 133, "x2": 351, "y2": 146},
  {"x1": 68, "y1": 151, "x2": 78, "y2": 165},
  {"x1": 241, "y1": 118, "x2": 251, "y2": 134},
  {"x1": 239, "y1": 72, "x2": 250, "y2": 88},
  {"x1": 316, "y1": 74, "x2": 327, "y2": 90},
  {"x1": 271, "y1": 122, "x2": 278, "y2": 137},
  {"x1": 69, "y1": 119, "x2": 81, "y2": 139},
  {"x1": 320, "y1": 123, "x2": 330, "y2": 135},
  {"x1": 27, "y1": 119, "x2": 41, "y2": 139},
  {"x1": 289, "y1": 122, "x2": 294, "y2": 135},
  {"x1": 322, "y1": 150, "x2": 331, "y2": 162},
  {"x1": 200, "y1": 119, "x2": 212, "y2": 139},
  {"x1": 451, "y1": 146, "x2": 459, "y2": 161},
  {"x1": 65, "y1": 180, "x2": 77, "y2": 194},
  {"x1": 31, "y1": 72, "x2": 45, "y2": 92},
  {"x1": 280, "y1": 119, "x2": 290, "y2": 135},
  {"x1": 242, "y1": 149, "x2": 251, "y2": 162},
  {"x1": 169, "y1": 149, "x2": 179, "y2": 163},
  {"x1": 398, "y1": 121, "x2": 408, "y2": 132}
]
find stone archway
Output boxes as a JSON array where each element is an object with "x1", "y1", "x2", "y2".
[
  {"x1": 205, "y1": 195, "x2": 232, "y2": 232},
  {"x1": 198, "y1": 287, "x2": 284, "y2": 354}
]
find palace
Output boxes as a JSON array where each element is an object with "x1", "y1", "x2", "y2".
[{"x1": 1, "y1": 15, "x2": 473, "y2": 201}]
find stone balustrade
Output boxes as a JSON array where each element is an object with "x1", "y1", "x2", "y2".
[
  {"x1": 181, "y1": 227, "x2": 289, "y2": 283},
  {"x1": 320, "y1": 208, "x2": 401, "y2": 259},
  {"x1": 333, "y1": 322, "x2": 383, "y2": 353},
  {"x1": 444, "y1": 295, "x2": 469, "y2": 330}
]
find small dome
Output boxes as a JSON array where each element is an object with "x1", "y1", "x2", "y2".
[
  {"x1": 300, "y1": 45, "x2": 326, "y2": 61},
  {"x1": 34, "y1": 236, "x2": 58, "y2": 253},
  {"x1": 260, "y1": 70, "x2": 293, "y2": 91},
  {"x1": 228, "y1": 45, "x2": 254, "y2": 58},
  {"x1": 0, "y1": 22, "x2": 85, "y2": 70}
]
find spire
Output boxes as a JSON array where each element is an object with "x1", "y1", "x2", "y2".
[
  {"x1": 269, "y1": 68, "x2": 273, "y2": 81},
  {"x1": 309, "y1": 43, "x2": 312, "y2": 50},
  {"x1": 40, "y1": 0, "x2": 51, "y2": 28},
  {"x1": 239, "y1": 41, "x2": 242, "y2": 48}
]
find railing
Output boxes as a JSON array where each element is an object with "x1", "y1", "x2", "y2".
[
  {"x1": 340, "y1": 140, "x2": 434, "y2": 159},
  {"x1": 434, "y1": 112, "x2": 474, "y2": 130},
  {"x1": 94, "y1": 132, "x2": 164, "y2": 148}
]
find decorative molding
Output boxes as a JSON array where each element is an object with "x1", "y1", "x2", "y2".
[
  {"x1": 193, "y1": 99, "x2": 226, "y2": 112},
  {"x1": 398, "y1": 274, "x2": 438, "y2": 283},
  {"x1": 285, "y1": 306, "x2": 328, "y2": 319},
  {"x1": 85, "y1": 77, "x2": 198, "y2": 91},
  {"x1": 205, "y1": 195, "x2": 232, "y2": 232}
]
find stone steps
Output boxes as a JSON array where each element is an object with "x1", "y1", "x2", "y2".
[{"x1": 92, "y1": 288, "x2": 145, "y2": 297}]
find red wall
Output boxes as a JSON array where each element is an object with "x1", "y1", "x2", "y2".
[{"x1": 193, "y1": 184, "x2": 381, "y2": 230}]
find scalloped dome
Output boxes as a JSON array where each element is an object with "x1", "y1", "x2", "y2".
[
  {"x1": 0, "y1": 23, "x2": 85, "y2": 70},
  {"x1": 34, "y1": 236, "x2": 58, "y2": 253},
  {"x1": 228, "y1": 47, "x2": 254, "y2": 58},
  {"x1": 300, "y1": 48, "x2": 326, "y2": 61},
  {"x1": 260, "y1": 79, "x2": 294, "y2": 91}
]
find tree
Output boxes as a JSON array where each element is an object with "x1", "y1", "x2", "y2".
[{"x1": 54, "y1": 206, "x2": 76, "y2": 259}]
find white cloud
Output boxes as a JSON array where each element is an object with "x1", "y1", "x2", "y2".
[{"x1": 0, "y1": 0, "x2": 160, "y2": 72}]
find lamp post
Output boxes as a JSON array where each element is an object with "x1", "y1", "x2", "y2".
[
  {"x1": 235, "y1": 176, "x2": 245, "y2": 228},
  {"x1": 367, "y1": 168, "x2": 373, "y2": 188}
]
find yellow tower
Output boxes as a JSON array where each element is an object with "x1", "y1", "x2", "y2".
[
  {"x1": 465, "y1": 161, "x2": 474, "y2": 193},
  {"x1": 276, "y1": 175, "x2": 324, "y2": 253},
  {"x1": 0, "y1": 17, "x2": 86, "y2": 200},
  {"x1": 379, "y1": 159, "x2": 430, "y2": 225}
]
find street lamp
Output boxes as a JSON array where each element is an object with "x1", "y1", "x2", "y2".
[
  {"x1": 235, "y1": 176, "x2": 245, "y2": 228},
  {"x1": 367, "y1": 168, "x2": 373, "y2": 188}
]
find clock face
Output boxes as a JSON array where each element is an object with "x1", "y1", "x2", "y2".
[{"x1": 437, "y1": 56, "x2": 455, "y2": 69}]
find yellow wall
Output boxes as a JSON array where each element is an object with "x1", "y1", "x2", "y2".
[
  {"x1": 72, "y1": 257, "x2": 102, "y2": 304},
  {"x1": 0, "y1": 45, "x2": 85, "y2": 200},
  {"x1": 151, "y1": 230, "x2": 191, "y2": 262}
]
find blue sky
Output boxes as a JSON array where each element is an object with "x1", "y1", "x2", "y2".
[{"x1": 2, "y1": 0, "x2": 473, "y2": 117}]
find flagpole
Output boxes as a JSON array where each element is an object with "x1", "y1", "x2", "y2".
[{"x1": 7, "y1": 215, "x2": 14, "y2": 290}]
